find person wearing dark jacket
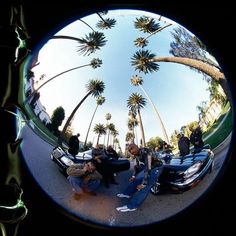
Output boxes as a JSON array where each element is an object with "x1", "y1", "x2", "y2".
[
  {"x1": 116, "y1": 143, "x2": 163, "y2": 212},
  {"x1": 92, "y1": 144, "x2": 118, "y2": 188},
  {"x1": 177, "y1": 133, "x2": 190, "y2": 156},
  {"x1": 190, "y1": 126, "x2": 204, "y2": 151},
  {"x1": 68, "y1": 133, "x2": 80, "y2": 157}
]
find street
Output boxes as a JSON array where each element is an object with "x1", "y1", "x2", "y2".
[{"x1": 19, "y1": 123, "x2": 231, "y2": 227}]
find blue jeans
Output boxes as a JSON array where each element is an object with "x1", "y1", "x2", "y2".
[
  {"x1": 123, "y1": 166, "x2": 163, "y2": 209},
  {"x1": 67, "y1": 176, "x2": 101, "y2": 194}
]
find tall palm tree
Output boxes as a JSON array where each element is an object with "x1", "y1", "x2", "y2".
[
  {"x1": 134, "y1": 16, "x2": 161, "y2": 33},
  {"x1": 131, "y1": 75, "x2": 170, "y2": 143},
  {"x1": 61, "y1": 79, "x2": 105, "y2": 139},
  {"x1": 111, "y1": 128, "x2": 119, "y2": 148},
  {"x1": 131, "y1": 49, "x2": 230, "y2": 102},
  {"x1": 26, "y1": 58, "x2": 102, "y2": 103},
  {"x1": 134, "y1": 23, "x2": 172, "y2": 48},
  {"x1": 51, "y1": 30, "x2": 107, "y2": 56},
  {"x1": 128, "y1": 110, "x2": 139, "y2": 144},
  {"x1": 126, "y1": 131, "x2": 135, "y2": 143},
  {"x1": 104, "y1": 112, "x2": 111, "y2": 146},
  {"x1": 93, "y1": 123, "x2": 106, "y2": 145},
  {"x1": 96, "y1": 11, "x2": 117, "y2": 30},
  {"x1": 84, "y1": 95, "x2": 105, "y2": 148},
  {"x1": 127, "y1": 93, "x2": 147, "y2": 147},
  {"x1": 106, "y1": 123, "x2": 115, "y2": 147}
]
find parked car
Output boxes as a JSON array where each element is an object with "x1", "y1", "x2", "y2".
[
  {"x1": 50, "y1": 146, "x2": 130, "y2": 176},
  {"x1": 151, "y1": 144, "x2": 214, "y2": 195}
]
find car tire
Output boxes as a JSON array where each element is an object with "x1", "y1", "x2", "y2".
[{"x1": 150, "y1": 182, "x2": 161, "y2": 195}]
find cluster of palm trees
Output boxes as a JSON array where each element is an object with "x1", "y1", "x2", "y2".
[
  {"x1": 92, "y1": 113, "x2": 120, "y2": 150},
  {"x1": 26, "y1": 11, "x2": 230, "y2": 150}
]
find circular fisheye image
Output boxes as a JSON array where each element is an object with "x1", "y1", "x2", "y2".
[{"x1": 18, "y1": 8, "x2": 233, "y2": 228}]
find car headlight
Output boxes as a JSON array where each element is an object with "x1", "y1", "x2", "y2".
[
  {"x1": 61, "y1": 157, "x2": 75, "y2": 166},
  {"x1": 52, "y1": 148, "x2": 64, "y2": 158},
  {"x1": 184, "y1": 162, "x2": 202, "y2": 179}
]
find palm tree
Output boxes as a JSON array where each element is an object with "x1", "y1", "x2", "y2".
[
  {"x1": 131, "y1": 49, "x2": 230, "y2": 102},
  {"x1": 127, "y1": 93, "x2": 147, "y2": 147},
  {"x1": 106, "y1": 123, "x2": 115, "y2": 147},
  {"x1": 51, "y1": 31, "x2": 107, "y2": 56},
  {"x1": 111, "y1": 129, "x2": 119, "y2": 148},
  {"x1": 93, "y1": 123, "x2": 106, "y2": 145},
  {"x1": 134, "y1": 16, "x2": 161, "y2": 33},
  {"x1": 126, "y1": 131, "x2": 135, "y2": 143},
  {"x1": 26, "y1": 58, "x2": 102, "y2": 103},
  {"x1": 96, "y1": 11, "x2": 117, "y2": 30},
  {"x1": 131, "y1": 75, "x2": 170, "y2": 143},
  {"x1": 84, "y1": 95, "x2": 105, "y2": 148},
  {"x1": 128, "y1": 110, "x2": 139, "y2": 144},
  {"x1": 104, "y1": 112, "x2": 111, "y2": 146},
  {"x1": 134, "y1": 20, "x2": 172, "y2": 48},
  {"x1": 61, "y1": 79, "x2": 105, "y2": 139}
]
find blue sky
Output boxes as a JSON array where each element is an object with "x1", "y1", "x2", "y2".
[{"x1": 30, "y1": 9, "x2": 212, "y2": 150}]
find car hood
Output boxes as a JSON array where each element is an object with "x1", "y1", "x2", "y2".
[{"x1": 164, "y1": 150, "x2": 211, "y2": 171}]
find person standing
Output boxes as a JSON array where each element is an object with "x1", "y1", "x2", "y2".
[
  {"x1": 177, "y1": 133, "x2": 190, "y2": 156},
  {"x1": 116, "y1": 143, "x2": 163, "y2": 212},
  {"x1": 190, "y1": 125, "x2": 204, "y2": 152},
  {"x1": 68, "y1": 133, "x2": 80, "y2": 157}
]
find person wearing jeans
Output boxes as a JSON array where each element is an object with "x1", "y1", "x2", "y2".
[{"x1": 116, "y1": 143, "x2": 163, "y2": 212}]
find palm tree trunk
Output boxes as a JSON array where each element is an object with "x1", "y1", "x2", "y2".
[
  {"x1": 51, "y1": 35, "x2": 83, "y2": 42},
  {"x1": 25, "y1": 63, "x2": 90, "y2": 104},
  {"x1": 145, "y1": 23, "x2": 172, "y2": 40},
  {"x1": 137, "y1": 109, "x2": 146, "y2": 147},
  {"x1": 84, "y1": 104, "x2": 99, "y2": 148},
  {"x1": 97, "y1": 134, "x2": 101, "y2": 145},
  {"x1": 152, "y1": 56, "x2": 232, "y2": 105},
  {"x1": 139, "y1": 85, "x2": 170, "y2": 144},
  {"x1": 151, "y1": 56, "x2": 224, "y2": 80},
  {"x1": 61, "y1": 91, "x2": 91, "y2": 139}
]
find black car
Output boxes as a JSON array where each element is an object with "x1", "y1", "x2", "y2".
[
  {"x1": 151, "y1": 145, "x2": 214, "y2": 195},
  {"x1": 50, "y1": 146, "x2": 130, "y2": 176}
]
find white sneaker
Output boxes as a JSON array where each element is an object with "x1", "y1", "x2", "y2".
[
  {"x1": 116, "y1": 205, "x2": 128, "y2": 211},
  {"x1": 117, "y1": 205, "x2": 137, "y2": 212},
  {"x1": 116, "y1": 193, "x2": 130, "y2": 198}
]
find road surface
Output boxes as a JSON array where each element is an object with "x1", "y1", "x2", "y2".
[{"x1": 19, "y1": 123, "x2": 232, "y2": 228}]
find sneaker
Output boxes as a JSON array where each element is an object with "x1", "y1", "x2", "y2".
[
  {"x1": 116, "y1": 205, "x2": 137, "y2": 212},
  {"x1": 116, "y1": 205, "x2": 129, "y2": 211},
  {"x1": 116, "y1": 193, "x2": 130, "y2": 198}
]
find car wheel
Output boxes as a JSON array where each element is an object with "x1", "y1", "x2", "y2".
[{"x1": 150, "y1": 182, "x2": 161, "y2": 195}]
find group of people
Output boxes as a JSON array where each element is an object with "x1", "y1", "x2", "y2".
[
  {"x1": 177, "y1": 125, "x2": 204, "y2": 157},
  {"x1": 67, "y1": 133, "x2": 120, "y2": 199},
  {"x1": 66, "y1": 141, "x2": 163, "y2": 212},
  {"x1": 66, "y1": 125, "x2": 204, "y2": 212}
]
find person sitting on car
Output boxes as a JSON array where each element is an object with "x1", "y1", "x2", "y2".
[
  {"x1": 92, "y1": 144, "x2": 118, "y2": 188},
  {"x1": 105, "y1": 145, "x2": 119, "y2": 160},
  {"x1": 67, "y1": 161, "x2": 102, "y2": 199},
  {"x1": 116, "y1": 143, "x2": 163, "y2": 212}
]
